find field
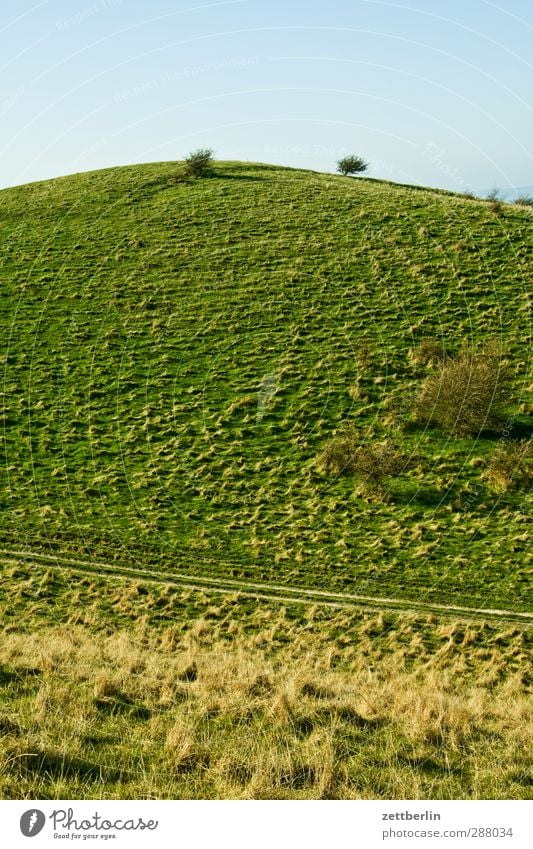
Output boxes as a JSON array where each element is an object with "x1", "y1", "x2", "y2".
[{"x1": 0, "y1": 160, "x2": 531, "y2": 798}]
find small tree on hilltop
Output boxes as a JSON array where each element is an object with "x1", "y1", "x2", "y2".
[
  {"x1": 184, "y1": 148, "x2": 215, "y2": 178},
  {"x1": 336, "y1": 154, "x2": 369, "y2": 177}
]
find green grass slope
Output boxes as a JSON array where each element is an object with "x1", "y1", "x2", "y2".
[{"x1": 0, "y1": 161, "x2": 531, "y2": 610}]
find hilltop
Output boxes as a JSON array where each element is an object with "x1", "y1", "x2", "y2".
[{"x1": 0, "y1": 161, "x2": 531, "y2": 612}]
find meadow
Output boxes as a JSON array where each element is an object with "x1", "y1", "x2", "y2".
[{"x1": 0, "y1": 161, "x2": 531, "y2": 610}]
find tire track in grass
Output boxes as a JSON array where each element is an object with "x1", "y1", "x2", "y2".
[{"x1": 1, "y1": 547, "x2": 532, "y2": 626}]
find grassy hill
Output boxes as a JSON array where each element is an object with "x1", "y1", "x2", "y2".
[{"x1": 0, "y1": 161, "x2": 531, "y2": 611}]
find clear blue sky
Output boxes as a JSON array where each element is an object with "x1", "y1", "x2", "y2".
[{"x1": 1, "y1": 0, "x2": 532, "y2": 191}]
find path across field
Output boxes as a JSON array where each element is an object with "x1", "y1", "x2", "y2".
[{"x1": 1, "y1": 547, "x2": 531, "y2": 627}]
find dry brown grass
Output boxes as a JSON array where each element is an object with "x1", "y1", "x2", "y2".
[
  {"x1": 486, "y1": 439, "x2": 533, "y2": 492},
  {"x1": 1, "y1": 614, "x2": 531, "y2": 800}
]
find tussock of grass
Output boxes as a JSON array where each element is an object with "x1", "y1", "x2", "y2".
[{"x1": 0, "y1": 161, "x2": 531, "y2": 800}]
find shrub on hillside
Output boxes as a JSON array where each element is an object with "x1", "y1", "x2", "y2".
[
  {"x1": 486, "y1": 439, "x2": 532, "y2": 492},
  {"x1": 489, "y1": 199, "x2": 504, "y2": 216},
  {"x1": 412, "y1": 340, "x2": 514, "y2": 436},
  {"x1": 485, "y1": 188, "x2": 505, "y2": 216},
  {"x1": 336, "y1": 155, "x2": 369, "y2": 177},
  {"x1": 184, "y1": 148, "x2": 215, "y2": 178}
]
